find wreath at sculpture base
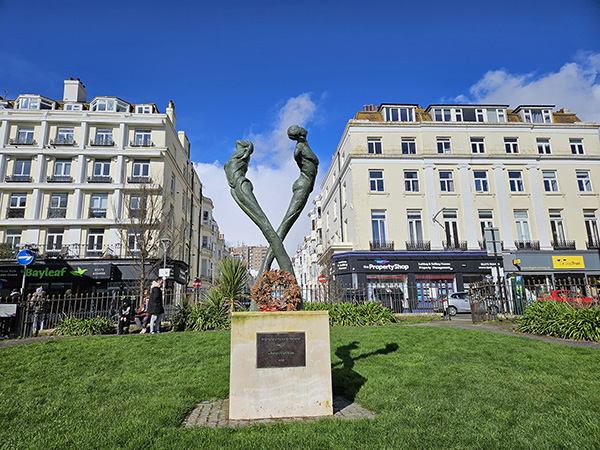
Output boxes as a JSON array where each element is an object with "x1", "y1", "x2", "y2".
[{"x1": 251, "y1": 270, "x2": 302, "y2": 311}]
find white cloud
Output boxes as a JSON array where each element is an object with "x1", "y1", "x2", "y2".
[
  {"x1": 193, "y1": 93, "x2": 320, "y2": 265},
  {"x1": 455, "y1": 52, "x2": 600, "y2": 123}
]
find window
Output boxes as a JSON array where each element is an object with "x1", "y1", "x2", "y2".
[
  {"x1": 16, "y1": 127, "x2": 34, "y2": 144},
  {"x1": 401, "y1": 138, "x2": 416, "y2": 154},
  {"x1": 407, "y1": 210, "x2": 423, "y2": 243},
  {"x1": 14, "y1": 159, "x2": 31, "y2": 177},
  {"x1": 478, "y1": 210, "x2": 494, "y2": 239},
  {"x1": 404, "y1": 171, "x2": 419, "y2": 192},
  {"x1": 471, "y1": 137, "x2": 485, "y2": 153},
  {"x1": 570, "y1": 139, "x2": 584, "y2": 155},
  {"x1": 5, "y1": 229, "x2": 21, "y2": 248},
  {"x1": 433, "y1": 108, "x2": 452, "y2": 121},
  {"x1": 508, "y1": 171, "x2": 524, "y2": 192},
  {"x1": 443, "y1": 210, "x2": 459, "y2": 247},
  {"x1": 523, "y1": 109, "x2": 552, "y2": 123},
  {"x1": 64, "y1": 103, "x2": 82, "y2": 111},
  {"x1": 90, "y1": 194, "x2": 108, "y2": 218},
  {"x1": 584, "y1": 210, "x2": 600, "y2": 247},
  {"x1": 10, "y1": 193, "x2": 27, "y2": 208},
  {"x1": 170, "y1": 175, "x2": 176, "y2": 197},
  {"x1": 49, "y1": 193, "x2": 68, "y2": 218},
  {"x1": 136, "y1": 105, "x2": 152, "y2": 114},
  {"x1": 439, "y1": 171, "x2": 454, "y2": 192},
  {"x1": 132, "y1": 160, "x2": 150, "y2": 179},
  {"x1": 93, "y1": 160, "x2": 111, "y2": 177},
  {"x1": 19, "y1": 97, "x2": 39, "y2": 109},
  {"x1": 537, "y1": 138, "x2": 551, "y2": 154},
  {"x1": 87, "y1": 229, "x2": 104, "y2": 256},
  {"x1": 92, "y1": 98, "x2": 116, "y2": 112},
  {"x1": 128, "y1": 229, "x2": 141, "y2": 254},
  {"x1": 476, "y1": 109, "x2": 485, "y2": 122},
  {"x1": 94, "y1": 129, "x2": 113, "y2": 145},
  {"x1": 54, "y1": 159, "x2": 71, "y2": 177},
  {"x1": 549, "y1": 210, "x2": 566, "y2": 244},
  {"x1": 129, "y1": 195, "x2": 142, "y2": 219},
  {"x1": 473, "y1": 171, "x2": 489, "y2": 192},
  {"x1": 371, "y1": 210, "x2": 387, "y2": 244},
  {"x1": 542, "y1": 171, "x2": 559, "y2": 192},
  {"x1": 504, "y1": 138, "x2": 519, "y2": 154},
  {"x1": 577, "y1": 170, "x2": 592, "y2": 192},
  {"x1": 514, "y1": 210, "x2": 531, "y2": 242},
  {"x1": 369, "y1": 170, "x2": 384, "y2": 192},
  {"x1": 367, "y1": 138, "x2": 382, "y2": 154},
  {"x1": 384, "y1": 107, "x2": 414, "y2": 122},
  {"x1": 46, "y1": 228, "x2": 64, "y2": 253},
  {"x1": 134, "y1": 130, "x2": 152, "y2": 147},
  {"x1": 55, "y1": 128, "x2": 74, "y2": 145},
  {"x1": 437, "y1": 137, "x2": 451, "y2": 154},
  {"x1": 487, "y1": 109, "x2": 506, "y2": 122}
]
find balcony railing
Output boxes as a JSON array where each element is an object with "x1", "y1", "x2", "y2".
[
  {"x1": 89, "y1": 208, "x2": 107, "y2": 218},
  {"x1": 478, "y1": 240, "x2": 505, "y2": 251},
  {"x1": 587, "y1": 239, "x2": 600, "y2": 250},
  {"x1": 370, "y1": 240, "x2": 395, "y2": 251},
  {"x1": 50, "y1": 138, "x2": 76, "y2": 146},
  {"x1": 87, "y1": 175, "x2": 112, "y2": 183},
  {"x1": 48, "y1": 207, "x2": 67, "y2": 219},
  {"x1": 442, "y1": 240, "x2": 468, "y2": 251},
  {"x1": 405, "y1": 240, "x2": 431, "y2": 251},
  {"x1": 0, "y1": 243, "x2": 158, "y2": 260},
  {"x1": 89, "y1": 138, "x2": 115, "y2": 146},
  {"x1": 6, "y1": 208, "x2": 25, "y2": 219},
  {"x1": 130, "y1": 139, "x2": 154, "y2": 147},
  {"x1": 47, "y1": 175, "x2": 74, "y2": 183},
  {"x1": 9, "y1": 138, "x2": 37, "y2": 145},
  {"x1": 127, "y1": 176, "x2": 152, "y2": 184},
  {"x1": 551, "y1": 240, "x2": 576, "y2": 250},
  {"x1": 5, "y1": 175, "x2": 33, "y2": 182},
  {"x1": 514, "y1": 240, "x2": 540, "y2": 250}
]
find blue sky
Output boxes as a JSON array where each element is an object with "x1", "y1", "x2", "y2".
[{"x1": 2, "y1": 0, "x2": 600, "y2": 256}]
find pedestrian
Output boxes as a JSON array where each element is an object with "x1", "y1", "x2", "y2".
[
  {"x1": 134, "y1": 292, "x2": 150, "y2": 334},
  {"x1": 117, "y1": 299, "x2": 131, "y2": 335},
  {"x1": 29, "y1": 286, "x2": 47, "y2": 337},
  {"x1": 147, "y1": 279, "x2": 164, "y2": 334}
]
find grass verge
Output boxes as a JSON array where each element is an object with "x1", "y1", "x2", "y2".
[{"x1": 1, "y1": 325, "x2": 599, "y2": 449}]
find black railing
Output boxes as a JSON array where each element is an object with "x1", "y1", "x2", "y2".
[
  {"x1": 5, "y1": 175, "x2": 33, "y2": 182},
  {"x1": 370, "y1": 241, "x2": 395, "y2": 251},
  {"x1": 89, "y1": 208, "x2": 107, "y2": 218},
  {"x1": 130, "y1": 139, "x2": 154, "y2": 147},
  {"x1": 9, "y1": 138, "x2": 37, "y2": 145},
  {"x1": 47, "y1": 207, "x2": 67, "y2": 219},
  {"x1": 50, "y1": 138, "x2": 76, "y2": 146},
  {"x1": 87, "y1": 175, "x2": 112, "y2": 183},
  {"x1": 47, "y1": 175, "x2": 74, "y2": 183},
  {"x1": 514, "y1": 240, "x2": 540, "y2": 250},
  {"x1": 551, "y1": 240, "x2": 576, "y2": 250},
  {"x1": 443, "y1": 240, "x2": 468, "y2": 251},
  {"x1": 127, "y1": 176, "x2": 152, "y2": 184},
  {"x1": 1, "y1": 243, "x2": 126, "y2": 260},
  {"x1": 587, "y1": 239, "x2": 600, "y2": 250},
  {"x1": 405, "y1": 240, "x2": 431, "y2": 251},
  {"x1": 6, "y1": 208, "x2": 25, "y2": 219},
  {"x1": 89, "y1": 138, "x2": 115, "y2": 146}
]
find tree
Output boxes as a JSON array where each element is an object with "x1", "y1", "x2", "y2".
[{"x1": 213, "y1": 256, "x2": 250, "y2": 314}]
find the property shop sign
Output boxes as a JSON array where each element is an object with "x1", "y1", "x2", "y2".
[
  {"x1": 25, "y1": 262, "x2": 112, "y2": 281},
  {"x1": 335, "y1": 255, "x2": 496, "y2": 274}
]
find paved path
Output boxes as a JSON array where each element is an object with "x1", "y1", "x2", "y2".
[
  {"x1": 183, "y1": 396, "x2": 376, "y2": 428},
  {"x1": 412, "y1": 315, "x2": 600, "y2": 350}
]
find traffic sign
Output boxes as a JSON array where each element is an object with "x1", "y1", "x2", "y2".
[
  {"x1": 318, "y1": 275, "x2": 326, "y2": 284},
  {"x1": 17, "y1": 249, "x2": 36, "y2": 266},
  {"x1": 193, "y1": 278, "x2": 202, "y2": 289}
]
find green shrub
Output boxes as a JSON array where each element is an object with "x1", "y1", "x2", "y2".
[
  {"x1": 170, "y1": 304, "x2": 191, "y2": 332},
  {"x1": 516, "y1": 300, "x2": 600, "y2": 341},
  {"x1": 304, "y1": 302, "x2": 397, "y2": 327},
  {"x1": 53, "y1": 316, "x2": 114, "y2": 336},
  {"x1": 185, "y1": 303, "x2": 231, "y2": 331}
]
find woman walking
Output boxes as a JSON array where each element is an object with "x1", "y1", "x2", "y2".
[{"x1": 148, "y1": 279, "x2": 164, "y2": 334}]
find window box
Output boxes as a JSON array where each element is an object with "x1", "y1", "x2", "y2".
[
  {"x1": 8, "y1": 138, "x2": 37, "y2": 146},
  {"x1": 370, "y1": 241, "x2": 394, "y2": 251},
  {"x1": 87, "y1": 176, "x2": 112, "y2": 183},
  {"x1": 47, "y1": 175, "x2": 74, "y2": 183},
  {"x1": 442, "y1": 240, "x2": 467, "y2": 251},
  {"x1": 405, "y1": 240, "x2": 430, "y2": 251},
  {"x1": 514, "y1": 240, "x2": 540, "y2": 250},
  {"x1": 5, "y1": 175, "x2": 32, "y2": 182}
]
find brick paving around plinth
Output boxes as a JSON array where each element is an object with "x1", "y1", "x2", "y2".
[{"x1": 182, "y1": 396, "x2": 376, "y2": 428}]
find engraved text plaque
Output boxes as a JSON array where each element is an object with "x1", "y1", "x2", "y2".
[{"x1": 256, "y1": 332, "x2": 306, "y2": 368}]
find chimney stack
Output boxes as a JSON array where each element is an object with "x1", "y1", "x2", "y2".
[
  {"x1": 63, "y1": 78, "x2": 87, "y2": 102},
  {"x1": 166, "y1": 100, "x2": 176, "y2": 128}
]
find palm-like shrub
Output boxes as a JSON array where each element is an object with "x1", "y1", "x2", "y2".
[{"x1": 214, "y1": 256, "x2": 249, "y2": 313}]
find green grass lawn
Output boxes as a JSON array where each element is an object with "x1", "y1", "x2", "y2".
[{"x1": 1, "y1": 326, "x2": 599, "y2": 450}]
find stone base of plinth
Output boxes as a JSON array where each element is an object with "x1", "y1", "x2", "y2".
[{"x1": 228, "y1": 311, "x2": 333, "y2": 420}]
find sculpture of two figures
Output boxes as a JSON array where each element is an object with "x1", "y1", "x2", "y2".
[{"x1": 224, "y1": 125, "x2": 319, "y2": 309}]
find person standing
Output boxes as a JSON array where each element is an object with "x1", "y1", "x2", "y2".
[
  {"x1": 29, "y1": 287, "x2": 47, "y2": 337},
  {"x1": 147, "y1": 279, "x2": 164, "y2": 334}
]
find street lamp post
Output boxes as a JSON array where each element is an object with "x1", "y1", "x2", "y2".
[{"x1": 160, "y1": 238, "x2": 171, "y2": 297}]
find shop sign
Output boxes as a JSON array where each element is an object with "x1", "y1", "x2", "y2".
[
  {"x1": 417, "y1": 261, "x2": 453, "y2": 271},
  {"x1": 362, "y1": 260, "x2": 410, "y2": 271},
  {"x1": 25, "y1": 263, "x2": 112, "y2": 281},
  {"x1": 552, "y1": 256, "x2": 585, "y2": 269}
]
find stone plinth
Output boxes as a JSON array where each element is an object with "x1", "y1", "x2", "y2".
[{"x1": 229, "y1": 311, "x2": 333, "y2": 420}]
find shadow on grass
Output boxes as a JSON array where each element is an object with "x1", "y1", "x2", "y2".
[{"x1": 332, "y1": 341, "x2": 399, "y2": 401}]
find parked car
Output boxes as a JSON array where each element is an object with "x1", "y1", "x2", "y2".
[{"x1": 441, "y1": 291, "x2": 502, "y2": 316}]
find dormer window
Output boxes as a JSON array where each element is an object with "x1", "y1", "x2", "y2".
[
  {"x1": 522, "y1": 108, "x2": 553, "y2": 123},
  {"x1": 487, "y1": 109, "x2": 506, "y2": 122},
  {"x1": 432, "y1": 108, "x2": 462, "y2": 122},
  {"x1": 135, "y1": 105, "x2": 152, "y2": 114},
  {"x1": 64, "y1": 103, "x2": 82, "y2": 111},
  {"x1": 19, "y1": 97, "x2": 39, "y2": 109},
  {"x1": 16, "y1": 95, "x2": 54, "y2": 110},
  {"x1": 90, "y1": 97, "x2": 129, "y2": 112},
  {"x1": 383, "y1": 106, "x2": 415, "y2": 122}
]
